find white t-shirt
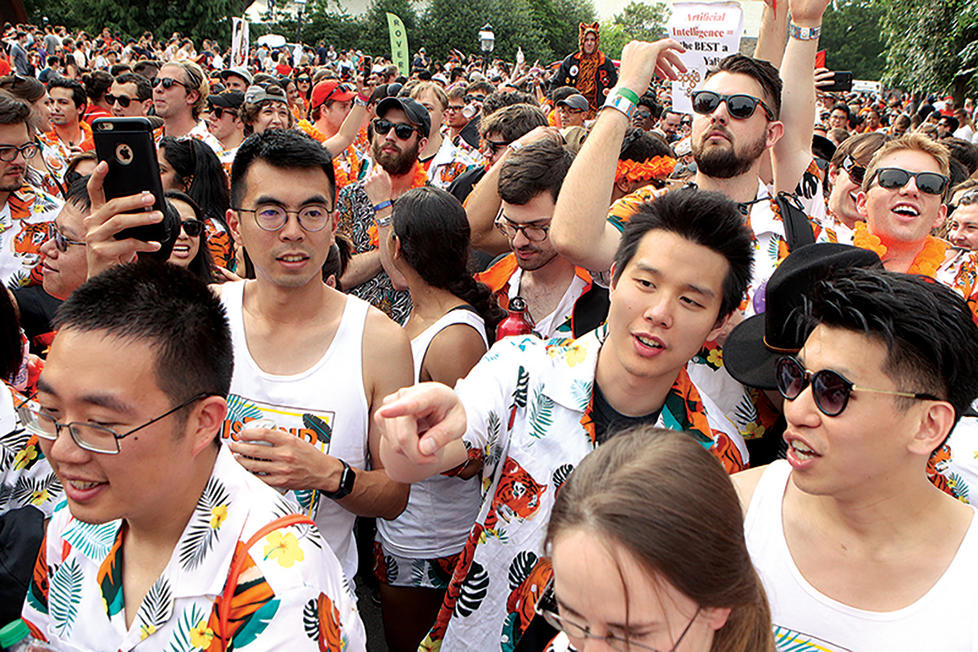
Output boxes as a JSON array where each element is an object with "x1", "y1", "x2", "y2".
[
  {"x1": 745, "y1": 460, "x2": 978, "y2": 651},
  {"x1": 219, "y1": 281, "x2": 371, "y2": 581},
  {"x1": 376, "y1": 308, "x2": 487, "y2": 558}
]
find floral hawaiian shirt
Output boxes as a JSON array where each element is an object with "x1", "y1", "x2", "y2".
[
  {"x1": 0, "y1": 183, "x2": 61, "y2": 288},
  {"x1": 422, "y1": 327, "x2": 746, "y2": 651},
  {"x1": 0, "y1": 386, "x2": 63, "y2": 518},
  {"x1": 22, "y1": 445, "x2": 366, "y2": 652}
]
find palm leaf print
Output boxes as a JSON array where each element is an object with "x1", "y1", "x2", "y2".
[
  {"x1": 508, "y1": 551, "x2": 537, "y2": 591},
  {"x1": 570, "y1": 379, "x2": 593, "y2": 411},
  {"x1": 271, "y1": 497, "x2": 322, "y2": 548},
  {"x1": 484, "y1": 411, "x2": 502, "y2": 472},
  {"x1": 137, "y1": 577, "x2": 174, "y2": 640},
  {"x1": 302, "y1": 413, "x2": 332, "y2": 446},
  {"x1": 552, "y1": 464, "x2": 574, "y2": 491},
  {"x1": 455, "y1": 560, "x2": 489, "y2": 618},
  {"x1": 166, "y1": 603, "x2": 206, "y2": 652},
  {"x1": 410, "y1": 560, "x2": 429, "y2": 587},
  {"x1": 773, "y1": 625, "x2": 851, "y2": 651},
  {"x1": 0, "y1": 426, "x2": 31, "y2": 452},
  {"x1": 62, "y1": 519, "x2": 120, "y2": 561},
  {"x1": 767, "y1": 235, "x2": 780, "y2": 260},
  {"x1": 13, "y1": 473, "x2": 61, "y2": 507},
  {"x1": 508, "y1": 366, "x2": 529, "y2": 429},
  {"x1": 231, "y1": 598, "x2": 279, "y2": 648},
  {"x1": 733, "y1": 391, "x2": 759, "y2": 429},
  {"x1": 302, "y1": 599, "x2": 319, "y2": 640},
  {"x1": 293, "y1": 488, "x2": 322, "y2": 519},
  {"x1": 49, "y1": 558, "x2": 83, "y2": 637},
  {"x1": 527, "y1": 386, "x2": 555, "y2": 440},
  {"x1": 179, "y1": 477, "x2": 231, "y2": 571},
  {"x1": 226, "y1": 394, "x2": 263, "y2": 423}
]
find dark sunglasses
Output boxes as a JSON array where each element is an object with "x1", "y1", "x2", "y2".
[
  {"x1": 841, "y1": 155, "x2": 865, "y2": 185},
  {"x1": 209, "y1": 106, "x2": 229, "y2": 119},
  {"x1": 464, "y1": 94, "x2": 485, "y2": 104},
  {"x1": 373, "y1": 118, "x2": 417, "y2": 140},
  {"x1": 181, "y1": 219, "x2": 203, "y2": 237},
  {"x1": 105, "y1": 93, "x2": 133, "y2": 108},
  {"x1": 690, "y1": 90, "x2": 775, "y2": 120},
  {"x1": 296, "y1": 77, "x2": 311, "y2": 84},
  {"x1": 869, "y1": 167, "x2": 949, "y2": 196},
  {"x1": 152, "y1": 77, "x2": 187, "y2": 90},
  {"x1": 776, "y1": 355, "x2": 939, "y2": 417}
]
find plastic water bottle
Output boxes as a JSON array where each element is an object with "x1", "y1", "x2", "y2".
[{"x1": 0, "y1": 620, "x2": 55, "y2": 651}]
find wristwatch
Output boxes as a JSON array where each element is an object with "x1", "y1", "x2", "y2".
[{"x1": 324, "y1": 459, "x2": 355, "y2": 499}]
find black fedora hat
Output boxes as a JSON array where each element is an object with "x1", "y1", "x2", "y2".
[{"x1": 724, "y1": 243, "x2": 882, "y2": 389}]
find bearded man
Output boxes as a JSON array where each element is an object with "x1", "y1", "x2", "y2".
[
  {"x1": 335, "y1": 97, "x2": 430, "y2": 323},
  {"x1": 548, "y1": 23, "x2": 618, "y2": 118}
]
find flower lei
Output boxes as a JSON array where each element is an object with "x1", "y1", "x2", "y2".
[
  {"x1": 852, "y1": 221, "x2": 947, "y2": 278},
  {"x1": 615, "y1": 155, "x2": 677, "y2": 184},
  {"x1": 367, "y1": 162, "x2": 428, "y2": 248}
]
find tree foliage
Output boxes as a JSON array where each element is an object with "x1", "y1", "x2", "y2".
[
  {"x1": 878, "y1": 0, "x2": 978, "y2": 104},
  {"x1": 599, "y1": 1, "x2": 669, "y2": 60},
  {"x1": 818, "y1": 0, "x2": 884, "y2": 81}
]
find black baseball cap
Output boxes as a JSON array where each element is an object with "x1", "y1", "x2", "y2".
[
  {"x1": 376, "y1": 96, "x2": 431, "y2": 138},
  {"x1": 208, "y1": 90, "x2": 245, "y2": 110}
]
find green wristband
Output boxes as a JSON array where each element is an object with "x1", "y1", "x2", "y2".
[{"x1": 615, "y1": 87, "x2": 640, "y2": 106}]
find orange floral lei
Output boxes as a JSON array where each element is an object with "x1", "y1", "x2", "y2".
[
  {"x1": 367, "y1": 162, "x2": 428, "y2": 247},
  {"x1": 852, "y1": 221, "x2": 947, "y2": 278},
  {"x1": 615, "y1": 156, "x2": 677, "y2": 184}
]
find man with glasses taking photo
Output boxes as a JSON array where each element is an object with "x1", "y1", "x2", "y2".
[
  {"x1": 20, "y1": 260, "x2": 367, "y2": 650},
  {"x1": 734, "y1": 266, "x2": 978, "y2": 649}
]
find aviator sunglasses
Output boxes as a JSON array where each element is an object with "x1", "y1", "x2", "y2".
[
  {"x1": 775, "y1": 355, "x2": 939, "y2": 417},
  {"x1": 868, "y1": 167, "x2": 949, "y2": 196},
  {"x1": 690, "y1": 90, "x2": 775, "y2": 120}
]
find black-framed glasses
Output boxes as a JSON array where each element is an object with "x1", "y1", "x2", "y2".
[
  {"x1": 373, "y1": 118, "x2": 417, "y2": 140},
  {"x1": 775, "y1": 355, "x2": 940, "y2": 417},
  {"x1": 152, "y1": 77, "x2": 188, "y2": 90},
  {"x1": 233, "y1": 203, "x2": 333, "y2": 232},
  {"x1": 535, "y1": 578, "x2": 699, "y2": 652},
  {"x1": 444, "y1": 104, "x2": 465, "y2": 113},
  {"x1": 49, "y1": 223, "x2": 85, "y2": 252},
  {"x1": 483, "y1": 138, "x2": 509, "y2": 155},
  {"x1": 105, "y1": 93, "x2": 132, "y2": 108},
  {"x1": 841, "y1": 155, "x2": 865, "y2": 185},
  {"x1": 296, "y1": 77, "x2": 311, "y2": 84},
  {"x1": 181, "y1": 218, "x2": 203, "y2": 237},
  {"x1": 690, "y1": 90, "x2": 774, "y2": 121},
  {"x1": 0, "y1": 142, "x2": 41, "y2": 162},
  {"x1": 19, "y1": 392, "x2": 212, "y2": 454},
  {"x1": 494, "y1": 208, "x2": 550, "y2": 242},
  {"x1": 464, "y1": 94, "x2": 485, "y2": 104},
  {"x1": 869, "y1": 167, "x2": 949, "y2": 196}
]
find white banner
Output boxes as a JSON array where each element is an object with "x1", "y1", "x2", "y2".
[
  {"x1": 667, "y1": 2, "x2": 744, "y2": 114},
  {"x1": 231, "y1": 17, "x2": 250, "y2": 68}
]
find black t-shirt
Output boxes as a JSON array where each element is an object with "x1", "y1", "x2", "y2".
[
  {"x1": 591, "y1": 380, "x2": 662, "y2": 443},
  {"x1": 13, "y1": 285, "x2": 62, "y2": 355}
]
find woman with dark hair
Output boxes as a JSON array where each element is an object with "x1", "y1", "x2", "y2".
[
  {"x1": 0, "y1": 78, "x2": 60, "y2": 197},
  {"x1": 165, "y1": 191, "x2": 215, "y2": 282},
  {"x1": 80, "y1": 70, "x2": 113, "y2": 123},
  {"x1": 373, "y1": 183, "x2": 504, "y2": 651},
  {"x1": 158, "y1": 136, "x2": 235, "y2": 271},
  {"x1": 543, "y1": 427, "x2": 775, "y2": 652}
]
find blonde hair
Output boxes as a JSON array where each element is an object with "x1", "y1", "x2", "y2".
[
  {"x1": 862, "y1": 132, "x2": 951, "y2": 197},
  {"x1": 409, "y1": 81, "x2": 448, "y2": 110},
  {"x1": 168, "y1": 59, "x2": 209, "y2": 120}
]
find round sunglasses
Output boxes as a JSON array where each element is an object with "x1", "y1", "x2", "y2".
[
  {"x1": 373, "y1": 118, "x2": 417, "y2": 140},
  {"x1": 775, "y1": 355, "x2": 939, "y2": 417},
  {"x1": 868, "y1": 167, "x2": 949, "y2": 196},
  {"x1": 690, "y1": 90, "x2": 774, "y2": 121}
]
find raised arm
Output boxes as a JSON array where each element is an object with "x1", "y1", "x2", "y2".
[
  {"x1": 323, "y1": 84, "x2": 369, "y2": 157},
  {"x1": 752, "y1": 0, "x2": 788, "y2": 67},
  {"x1": 772, "y1": 0, "x2": 831, "y2": 193},
  {"x1": 550, "y1": 39, "x2": 686, "y2": 273}
]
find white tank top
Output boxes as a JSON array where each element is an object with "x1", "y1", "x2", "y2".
[
  {"x1": 219, "y1": 280, "x2": 370, "y2": 581},
  {"x1": 376, "y1": 307, "x2": 487, "y2": 558},
  {"x1": 745, "y1": 460, "x2": 978, "y2": 651}
]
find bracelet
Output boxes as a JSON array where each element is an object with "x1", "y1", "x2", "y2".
[
  {"x1": 614, "y1": 87, "x2": 640, "y2": 106},
  {"x1": 789, "y1": 23, "x2": 821, "y2": 41},
  {"x1": 375, "y1": 213, "x2": 392, "y2": 228},
  {"x1": 354, "y1": 96, "x2": 368, "y2": 107},
  {"x1": 601, "y1": 91, "x2": 636, "y2": 119},
  {"x1": 372, "y1": 199, "x2": 393, "y2": 214},
  {"x1": 357, "y1": 91, "x2": 370, "y2": 103}
]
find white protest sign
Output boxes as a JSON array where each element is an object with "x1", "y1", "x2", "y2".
[
  {"x1": 667, "y1": 2, "x2": 744, "y2": 114},
  {"x1": 230, "y1": 17, "x2": 250, "y2": 68}
]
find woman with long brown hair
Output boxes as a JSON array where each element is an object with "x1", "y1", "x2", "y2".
[{"x1": 543, "y1": 427, "x2": 774, "y2": 652}]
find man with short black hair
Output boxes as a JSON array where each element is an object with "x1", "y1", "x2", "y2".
[
  {"x1": 21, "y1": 260, "x2": 367, "y2": 650},
  {"x1": 555, "y1": 93, "x2": 588, "y2": 128},
  {"x1": 379, "y1": 187, "x2": 755, "y2": 650},
  {"x1": 108, "y1": 72, "x2": 152, "y2": 117},
  {"x1": 42, "y1": 77, "x2": 92, "y2": 172},
  {"x1": 735, "y1": 267, "x2": 978, "y2": 649}
]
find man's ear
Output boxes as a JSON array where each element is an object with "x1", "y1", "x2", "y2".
[
  {"x1": 188, "y1": 395, "x2": 228, "y2": 456},
  {"x1": 706, "y1": 310, "x2": 735, "y2": 344},
  {"x1": 765, "y1": 120, "x2": 784, "y2": 150},
  {"x1": 226, "y1": 208, "x2": 243, "y2": 245},
  {"x1": 855, "y1": 190, "x2": 869, "y2": 220},
  {"x1": 908, "y1": 400, "x2": 956, "y2": 459}
]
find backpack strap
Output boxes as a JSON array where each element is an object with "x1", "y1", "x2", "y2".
[
  {"x1": 775, "y1": 192, "x2": 816, "y2": 252},
  {"x1": 216, "y1": 513, "x2": 316, "y2": 649}
]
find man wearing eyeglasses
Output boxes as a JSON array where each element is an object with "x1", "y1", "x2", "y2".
[
  {"x1": 844, "y1": 134, "x2": 978, "y2": 313},
  {"x1": 0, "y1": 93, "x2": 61, "y2": 288},
  {"x1": 733, "y1": 267, "x2": 978, "y2": 650},
  {"x1": 336, "y1": 97, "x2": 430, "y2": 325},
  {"x1": 151, "y1": 60, "x2": 222, "y2": 152},
  {"x1": 19, "y1": 260, "x2": 367, "y2": 651},
  {"x1": 107, "y1": 72, "x2": 152, "y2": 118}
]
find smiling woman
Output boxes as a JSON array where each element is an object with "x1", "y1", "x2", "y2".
[{"x1": 544, "y1": 427, "x2": 774, "y2": 652}]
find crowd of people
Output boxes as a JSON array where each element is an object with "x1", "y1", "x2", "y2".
[{"x1": 2, "y1": 0, "x2": 978, "y2": 650}]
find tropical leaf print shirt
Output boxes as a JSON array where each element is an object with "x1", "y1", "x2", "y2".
[
  {"x1": 423, "y1": 327, "x2": 747, "y2": 651},
  {"x1": 22, "y1": 445, "x2": 367, "y2": 652}
]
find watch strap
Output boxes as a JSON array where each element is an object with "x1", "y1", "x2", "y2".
[{"x1": 323, "y1": 459, "x2": 355, "y2": 499}]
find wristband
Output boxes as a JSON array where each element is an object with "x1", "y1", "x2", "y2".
[
  {"x1": 375, "y1": 213, "x2": 392, "y2": 228},
  {"x1": 614, "y1": 87, "x2": 640, "y2": 106},
  {"x1": 356, "y1": 91, "x2": 370, "y2": 104},
  {"x1": 789, "y1": 23, "x2": 821, "y2": 40},
  {"x1": 508, "y1": 141, "x2": 524, "y2": 153},
  {"x1": 601, "y1": 91, "x2": 636, "y2": 119},
  {"x1": 372, "y1": 199, "x2": 393, "y2": 214}
]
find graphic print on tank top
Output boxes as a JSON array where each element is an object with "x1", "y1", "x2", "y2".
[{"x1": 221, "y1": 395, "x2": 336, "y2": 515}]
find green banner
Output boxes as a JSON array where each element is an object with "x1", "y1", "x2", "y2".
[{"x1": 386, "y1": 12, "x2": 409, "y2": 76}]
